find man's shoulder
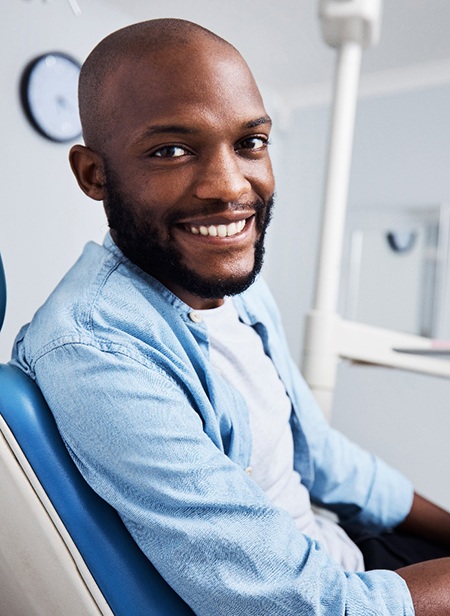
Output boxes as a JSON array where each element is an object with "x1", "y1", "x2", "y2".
[{"x1": 12, "y1": 240, "x2": 174, "y2": 370}]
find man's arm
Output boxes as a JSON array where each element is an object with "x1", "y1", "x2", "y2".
[
  {"x1": 397, "y1": 558, "x2": 450, "y2": 615},
  {"x1": 397, "y1": 492, "x2": 450, "y2": 547},
  {"x1": 395, "y1": 493, "x2": 450, "y2": 615}
]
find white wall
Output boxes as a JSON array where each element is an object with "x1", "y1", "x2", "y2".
[{"x1": 0, "y1": 1, "x2": 129, "y2": 360}]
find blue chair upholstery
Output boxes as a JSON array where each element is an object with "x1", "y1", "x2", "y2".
[
  {"x1": 0, "y1": 254, "x2": 6, "y2": 330},
  {"x1": 0, "y1": 254, "x2": 194, "y2": 615}
]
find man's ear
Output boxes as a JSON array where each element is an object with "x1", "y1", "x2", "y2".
[{"x1": 69, "y1": 145, "x2": 106, "y2": 201}]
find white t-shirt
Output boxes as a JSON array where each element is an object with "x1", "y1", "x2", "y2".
[{"x1": 198, "y1": 298, "x2": 364, "y2": 572}]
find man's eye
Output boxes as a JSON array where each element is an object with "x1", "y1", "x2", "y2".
[
  {"x1": 236, "y1": 136, "x2": 269, "y2": 151},
  {"x1": 152, "y1": 145, "x2": 189, "y2": 158}
]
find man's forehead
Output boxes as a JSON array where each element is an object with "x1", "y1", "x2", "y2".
[
  {"x1": 114, "y1": 39, "x2": 245, "y2": 86},
  {"x1": 107, "y1": 43, "x2": 263, "y2": 114}
]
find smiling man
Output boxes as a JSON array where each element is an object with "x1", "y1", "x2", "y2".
[{"x1": 11, "y1": 18, "x2": 450, "y2": 616}]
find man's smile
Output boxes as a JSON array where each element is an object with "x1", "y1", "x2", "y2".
[{"x1": 184, "y1": 217, "x2": 248, "y2": 238}]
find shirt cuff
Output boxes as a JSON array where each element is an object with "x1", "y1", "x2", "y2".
[{"x1": 354, "y1": 456, "x2": 415, "y2": 531}]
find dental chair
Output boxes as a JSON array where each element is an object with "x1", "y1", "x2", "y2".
[{"x1": 0, "y1": 254, "x2": 194, "y2": 615}]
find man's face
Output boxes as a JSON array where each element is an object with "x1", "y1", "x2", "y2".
[{"x1": 101, "y1": 42, "x2": 275, "y2": 308}]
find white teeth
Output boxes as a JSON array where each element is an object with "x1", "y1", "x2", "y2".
[
  {"x1": 188, "y1": 219, "x2": 247, "y2": 237},
  {"x1": 227, "y1": 222, "x2": 237, "y2": 235}
]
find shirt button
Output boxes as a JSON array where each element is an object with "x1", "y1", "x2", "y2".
[
  {"x1": 188, "y1": 311, "x2": 202, "y2": 324},
  {"x1": 245, "y1": 466, "x2": 252, "y2": 476}
]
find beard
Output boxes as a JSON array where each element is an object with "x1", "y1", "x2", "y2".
[{"x1": 103, "y1": 165, "x2": 274, "y2": 301}]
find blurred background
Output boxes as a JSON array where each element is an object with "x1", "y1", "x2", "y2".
[{"x1": 2, "y1": 0, "x2": 450, "y2": 508}]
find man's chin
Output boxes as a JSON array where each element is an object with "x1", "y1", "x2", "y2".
[{"x1": 172, "y1": 269, "x2": 259, "y2": 301}]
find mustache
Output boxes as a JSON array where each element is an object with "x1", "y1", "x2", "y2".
[{"x1": 167, "y1": 198, "x2": 269, "y2": 226}]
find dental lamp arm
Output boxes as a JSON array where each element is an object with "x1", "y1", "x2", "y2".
[
  {"x1": 313, "y1": 0, "x2": 382, "y2": 318},
  {"x1": 303, "y1": 1, "x2": 450, "y2": 416},
  {"x1": 302, "y1": 313, "x2": 450, "y2": 416}
]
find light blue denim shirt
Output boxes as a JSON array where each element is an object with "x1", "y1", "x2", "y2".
[{"x1": 12, "y1": 234, "x2": 415, "y2": 615}]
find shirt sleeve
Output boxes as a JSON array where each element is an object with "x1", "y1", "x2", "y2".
[
  {"x1": 31, "y1": 342, "x2": 414, "y2": 616},
  {"x1": 288, "y1": 362, "x2": 414, "y2": 532}
]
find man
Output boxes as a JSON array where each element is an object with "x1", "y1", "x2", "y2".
[{"x1": 11, "y1": 18, "x2": 450, "y2": 615}]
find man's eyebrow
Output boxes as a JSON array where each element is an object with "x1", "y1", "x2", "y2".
[
  {"x1": 135, "y1": 125, "x2": 197, "y2": 143},
  {"x1": 244, "y1": 115, "x2": 272, "y2": 129},
  {"x1": 135, "y1": 116, "x2": 272, "y2": 144}
]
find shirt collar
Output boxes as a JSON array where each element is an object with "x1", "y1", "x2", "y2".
[{"x1": 102, "y1": 232, "x2": 193, "y2": 317}]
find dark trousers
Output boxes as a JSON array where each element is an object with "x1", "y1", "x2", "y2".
[{"x1": 343, "y1": 526, "x2": 450, "y2": 571}]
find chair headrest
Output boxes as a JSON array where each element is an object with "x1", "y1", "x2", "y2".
[{"x1": 0, "y1": 254, "x2": 6, "y2": 331}]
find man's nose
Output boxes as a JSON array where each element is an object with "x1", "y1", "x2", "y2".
[{"x1": 193, "y1": 147, "x2": 252, "y2": 202}]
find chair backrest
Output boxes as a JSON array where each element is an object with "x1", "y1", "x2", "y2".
[
  {"x1": 0, "y1": 254, "x2": 194, "y2": 615},
  {"x1": 0, "y1": 254, "x2": 6, "y2": 331}
]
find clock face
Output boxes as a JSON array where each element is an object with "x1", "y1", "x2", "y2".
[{"x1": 21, "y1": 52, "x2": 82, "y2": 143}]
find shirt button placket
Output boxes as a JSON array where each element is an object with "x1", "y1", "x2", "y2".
[{"x1": 188, "y1": 311, "x2": 202, "y2": 324}]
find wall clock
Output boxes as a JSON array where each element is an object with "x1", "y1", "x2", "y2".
[{"x1": 20, "y1": 52, "x2": 82, "y2": 143}]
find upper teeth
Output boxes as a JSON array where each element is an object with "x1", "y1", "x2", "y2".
[{"x1": 189, "y1": 219, "x2": 246, "y2": 237}]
